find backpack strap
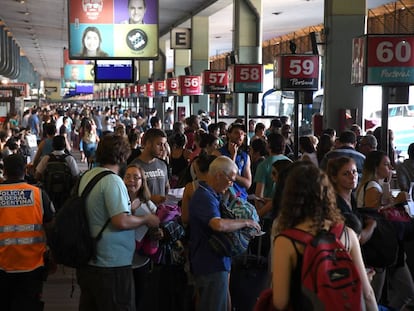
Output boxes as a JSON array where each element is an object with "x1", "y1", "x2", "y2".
[
  {"x1": 80, "y1": 170, "x2": 114, "y2": 199},
  {"x1": 280, "y1": 223, "x2": 345, "y2": 246},
  {"x1": 329, "y1": 222, "x2": 345, "y2": 240},
  {"x1": 79, "y1": 170, "x2": 115, "y2": 240},
  {"x1": 48, "y1": 153, "x2": 69, "y2": 162},
  {"x1": 279, "y1": 228, "x2": 314, "y2": 245}
]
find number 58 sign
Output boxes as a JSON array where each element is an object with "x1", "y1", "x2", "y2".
[
  {"x1": 353, "y1": 35, "x2": 414, "y2": 85},
  {"x1": 228, "y1": 64, "x2": 263, "y2": 93}
]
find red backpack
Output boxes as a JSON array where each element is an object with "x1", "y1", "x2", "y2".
[{"x1": 280, "y1": 223, "x2": 362, "y2": 311}]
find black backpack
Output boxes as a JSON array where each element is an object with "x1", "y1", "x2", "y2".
[
  {"x1": 43, "y1": 153, "x2": 75, "y2": 210},
  {"x1": 48, "y1": 170, "x2": 114, "y2": 268}
]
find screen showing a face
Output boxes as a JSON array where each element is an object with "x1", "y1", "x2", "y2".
[
  {"x1": 94, "y1": 59, "x2": 135, "y2": 83},
  {"x1": 68, "y1": 0, "x2": 158, "y2": 59}
]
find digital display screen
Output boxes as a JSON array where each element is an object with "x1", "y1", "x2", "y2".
[
  {"x1": 94, "y1": 59, "x2": 135, "y2": 83},
  {"x1": 68, "y1": 0, "x2": 159, "y2": 60},
  {"x1": 75, "y1": 83, "x2": 94, "y2": 94}
]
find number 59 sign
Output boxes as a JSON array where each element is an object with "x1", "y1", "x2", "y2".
[
  {"x1": 363, "y1": 35, "x2": 414, "y2": 85},
  {"x1": 274, "y1": 55, "x2": 319, "y2": 91}
]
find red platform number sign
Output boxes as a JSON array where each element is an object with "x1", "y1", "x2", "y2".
[
  {"x1": 366, "y1": 35, "x2": 414, "y2": 85},
  {"x1": 274, "y1": 55, "x2": 319, "y2": 91},
  {"x1": 154, "y1": 80, "x2": 167, "y2": 97},
  {"x1": 203, "y1": 70, "x2": 229, "y2": 94},
  {"x1": 229, "y1": 64, "x2": 263, "y2": 93},
  {"x1": 167, "y1": 78, "x2": 179, "y2": 96},
  {"x1": 179, "y1": 75, "x2": 202, "y2": 96}
]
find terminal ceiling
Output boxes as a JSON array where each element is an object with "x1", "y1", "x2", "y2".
[{"x1": 0, "y1": 0, "x2": 399, "y2": 81}]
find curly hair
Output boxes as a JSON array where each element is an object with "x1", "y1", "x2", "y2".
[
  {"x1": 276, "y1": 161, "x2": 343, "y2": 233},
  {"x1": 95, "y1": 134, "x2": 131, "y2": 165}
]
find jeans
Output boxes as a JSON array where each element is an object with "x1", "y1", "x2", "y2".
[
  {"x1": 194, "y1": 271, "x2": 229, "y2": 311},
  {"x1": 372, "y1": 262, "x2": 414, "y2": 310}
]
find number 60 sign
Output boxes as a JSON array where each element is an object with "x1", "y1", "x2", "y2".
[{"x1": 352, "y1": 35, "x2": 414, "y2": 85}]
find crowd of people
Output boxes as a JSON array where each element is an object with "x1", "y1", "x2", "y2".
[{"x1": 2, "y1": 103, "x2": 414, "y2": 311}]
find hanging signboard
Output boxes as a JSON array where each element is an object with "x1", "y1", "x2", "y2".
[
  {"x1": 154, "y1": 80, "x2": 167, "y2": 97},
  {"x1": 145, "y1": 82, "x2": 154, "y2": 97},
  {"x1": 274, "y1": 55, "x2": 319, "y2": 91},
  {"x1": 167, "y1": 77, "x2": 179, "y2": 96},
  {"x1": 179, "y1": 75, "x2": 202, "y2": 96},
  {"x1": 203, "y1": 70, "x2": 229, "y2": 94},
  {"x1": 228, "y1": 64, "x2": 263, "y2": 93},
  {"x1": 357, "y1": 34, "x2": 414, "y2": 85},
  {"x1": 138, "y1": 84, "x2": 146, "y2": 97}
]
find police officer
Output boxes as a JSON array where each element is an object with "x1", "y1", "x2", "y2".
[{"x1": 0, "y1": 154, "x2": 55, "y2": 310}]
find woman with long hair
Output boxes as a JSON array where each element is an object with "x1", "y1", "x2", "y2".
[
  {"x1": 80, "y1": 26, "x2": 109, "y2": 57},
  {"x1": 272, "y1": 161, "x2": 377, "y2": 311},
  {"x1": 123, "y1": 163, "x2": 158, "y2": 308},
  {"x1": 355, "y1": 150, "x2": 414, "y2": 310}
]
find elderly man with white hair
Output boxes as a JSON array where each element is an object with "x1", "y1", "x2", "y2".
[{"x1": 189, "y1": 156, "x2": 261, "y2": 311}]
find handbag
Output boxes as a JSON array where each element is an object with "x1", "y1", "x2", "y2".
[
  {"x1": 379, "y1": 203, "x2": 412, "y2": 223},
  {"x1": 208, "y1": 187, "x2": 260, "y2": 257},
  {"x1": 356, "y1": 208, "x2": 399, "y2": 268}
]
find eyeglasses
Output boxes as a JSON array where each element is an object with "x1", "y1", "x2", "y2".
[
  {"x1": 124, "y1": 174, "x2": 143, "y2": 181},
  {"x1": 223, "y1": 172, "x2": 236, "y2": 184}
]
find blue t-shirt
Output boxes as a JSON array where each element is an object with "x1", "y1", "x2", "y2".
[
  {"x1": 219, "y1": 145, "x2": 248, "y2": 200},
  {"x1": 79, "y1": 167, "x2": 135, "y2": 267},
  {"x1": 189, "y1": 182, "x2": 231, "y2": 275}
]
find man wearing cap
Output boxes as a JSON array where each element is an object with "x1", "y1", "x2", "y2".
[{"x1": 213, "y1": 123, "x2": 251, "y2": 200}]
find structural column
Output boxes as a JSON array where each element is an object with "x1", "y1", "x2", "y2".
[
  {"x1": 174, "y1": 49, "x2": 191, "y2": 117},
  {"x1": 323, "y1": 0, "x2": 365, "y2": 131},
  {"x1": 191, "y1": 16, "x2": 210, "y2": 114},
  {"x1": 233, "y1": 0, "x2": 262, "y2": 116}
]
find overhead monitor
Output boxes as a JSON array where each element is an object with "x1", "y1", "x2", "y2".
[{"x1": 94, "y1": 59, "x2": 135, "y2": 83}]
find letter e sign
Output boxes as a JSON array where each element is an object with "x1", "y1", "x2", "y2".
[{"x1": 171, "y1": 28, "x2": 191, "y2": 49}]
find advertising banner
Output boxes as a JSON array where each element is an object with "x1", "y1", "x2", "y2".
[{"x1": 68, "y1": 0, "x2": 159, "y2": 59}]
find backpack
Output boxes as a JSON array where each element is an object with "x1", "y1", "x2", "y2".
[
  {"x1": 279, "y1": 223, "x2": 362, "y2": 311},
  {"x1": 48, "y1": 170, "x2": 114, "y2": 268},
  {"x1": 208, "y1": 187, "x2": 260, "y2": 257},
  {"x1": 43, "y1": 153, "x2": 74, "y2": 210}
]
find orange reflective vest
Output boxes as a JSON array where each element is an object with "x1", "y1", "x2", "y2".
[{"x1": 0, "y1": 182, "x2": 46, "y2": 272}]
